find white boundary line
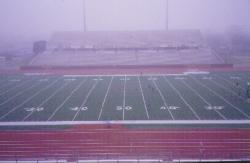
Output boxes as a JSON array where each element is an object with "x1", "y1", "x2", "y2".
[
  {"x1": 164, "y1": 76, "x2": 201, "y2": 120},
  {"x1": 63, "y1": 74, "x2": 187, "y2": 77},
  {"x1": 137, "y1": 76, "x2": 150, "y2": 119},
  {"x1": 0, "y1": 120, "x2": 250, "y2": 126},
  {"x1": 98, "y1": 76, "x2": 114, "y2": 120}
]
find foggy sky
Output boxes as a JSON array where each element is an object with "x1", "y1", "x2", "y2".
[{"x1": 0, "y1": 0, "x2": 250, "y2": 41}]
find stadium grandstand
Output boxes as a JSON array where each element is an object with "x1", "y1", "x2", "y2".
[
  {"x1": 28, "y1": 30, "x2": 222, "y2": 67},
  {"x1": 1, "y1": 0, "x2": 250, "y2": 163}
]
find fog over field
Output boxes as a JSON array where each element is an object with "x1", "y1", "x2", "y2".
[{"x1": 0, "y1": 0, "x2": 250, "y2": 42}]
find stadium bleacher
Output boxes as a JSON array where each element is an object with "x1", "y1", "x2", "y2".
[{"x1": 29, "y1": 30, "x2": 223, "y2": 66}]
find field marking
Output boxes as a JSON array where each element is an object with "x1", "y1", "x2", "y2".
[
  {"x1": 216, "y1": 74, "x2": 246, "y2": 92},
  {"x1": 0, "y1": 78, "x2": 31, "y2": 96},
  {"x1": 191, "y1": 76, "x2": 250, "y2": 119},
  {"x1": 0, "y1": 80, "x2": 18, "y2": 91},
  {"x1": 47, "y1": 77, "x2": 88, "y2": 121},
  {"x1": 24, "y1": 73, "x2": 51, "y2": 76},
  {"x1": 0, "y1": 80, "x2": 41, "y2": 107},
  {"x1": 22, "y1": 78, "x2": 66, "y2": 121},
  {"x1": 152, "y1": 77, "x2": 174, "y2": 120},
  {"x1": 1, "y1": 120, "x2": 250, "y2": 126},
  {"x1": 210, "y1": 78, "x2": 246, "y2": 101},
  {"x1": 0, "y1": 79, "x2": 59, "y2": 120},
  {"x1": 72, "y1": 78, "x2": 100, "y2": 121},
  {"x1": 137, "y1": 76, "x2": 149, "y2": 119},
  {"x1": 184, "y1": 71, "x2": 210, "y2": 75},
  {"x1": 64, "y1": 74, "x2": 185, "y2": 77},
  {"x1": 9, "y1": 79, "x2": 21, "y2": 82},
  {"x1": 24, "y1": 107, "x2": 44, "y2": 112},
  {"x1": 163, "y1": 76, "x2": 201, "y2": 120},
  {"x1": 98, "y1": 76, "x2": 114, "y2": 120},
  {"x1": 181, "y1": 79, "x2": 227, "y2": 120},
  {"x1": 122, "y1": 75, "x2": 127, "y2": 120}
]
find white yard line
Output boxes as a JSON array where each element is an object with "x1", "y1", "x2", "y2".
[
  {"x1": 22, "y1": 78, "x2": 65, "y2": 121},
  {"x1": 1, "y1": 120, "x2": 250, "y2": 126},
  {"x1": 122, "y1": 75, "x2": 127, "y2": 120},
  {"x1": 137, "y1": 76, "x2": 149, "y2": 119},
  {"x1": 181, "y1": 80, "x2": 227, "y2": 120},
  {"x1": 0, "y1": 79, "x2": 58, "y2": 120},
  {"x1": 98, "y1": 76, "x2": 114, "y2": 120},
  {"x1": 210, "y1": 78, "x2": 246, "y2": 101},
  {"x1": 164, "y1": 76, "x2": 201, "y2": 120},
  {"x1": 0, "y1": 78, "x2": 31, "y2": 96},
  {"x1": 191, "y1": 76, "x2": 250, "y2": 119},
  {"x1": 72, "y1": 78, "x2": 100, "y2": 121},
  {"x1": 0, "y1": 81, "x2": 41, "y2": 107},
  {"x1": 47, "y1": 77, "x2": 88, "y2": 121},
  {"x1": 0, "y1": 81, "x2": 16, "y2": 90},
  {"x1": 216, "y1": 74, "x2": 246, "y2": 91},
  {"x1": 152, "y1": 78, "x2": 174, "y2": 120}
]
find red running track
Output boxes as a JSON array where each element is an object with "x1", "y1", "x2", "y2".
[{"x1": 0, "y1": 124, "x2": 250, "y2": 161}]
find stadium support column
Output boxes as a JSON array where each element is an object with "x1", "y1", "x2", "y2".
[
  {"x1": 166, "y1": 0, "x2": 169, "y2": 30},
  {"x1": 83, "y1": 0, "x2": 87, "y2": 32}
]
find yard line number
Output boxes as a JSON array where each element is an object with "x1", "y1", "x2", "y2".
[
  {"x1": 70, "y1": 107, "x2": 88, "y2": 111},
  {"x1": 24, "y1": 107, "x2": 44, "y2": 112},
  {"x1": 160, "y1": 106, "x2": 180, "y2": 110}
]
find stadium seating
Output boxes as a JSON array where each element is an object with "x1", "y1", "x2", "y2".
[{"x1": 29, "y1": 30, "x2": 223, "y2": 66}]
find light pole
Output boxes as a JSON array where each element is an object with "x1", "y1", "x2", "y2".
[
  {"x1": 83, "y1": 0, "x2": 87, "y2": 32},
  {"x1": 166, "y1": 0, "x2": 169, "y2": 30}
]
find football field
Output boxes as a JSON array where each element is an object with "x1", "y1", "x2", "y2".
[{"x1": 1, "y1": 72, "x2": 250, "y2": 123}]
